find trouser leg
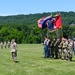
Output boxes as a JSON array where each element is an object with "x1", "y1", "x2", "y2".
[
  {"x1": 55, "y1": 48, "x2": 58, "y2": 59},
  {"x1": 12, "y1": 51, "x2": 17, "y2": 62},
  {"x1": 44, "y1": 46, "x2": 47, "y2": 58},
  {"x1": 51, "y1": 48, "x2": 54, "y2": 58},
  {"x1": 47, "y1": 47, "x2": 50, "y2": 58},
  {"x1": 63, "y1": 49, "x2": 67, "y2": 60},
  {"x1": 58, "y1": 49, "x2": 62, "y2": 59}
]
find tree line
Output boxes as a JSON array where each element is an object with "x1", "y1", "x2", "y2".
[{"x1": 0, "y1": 11, "x2": 75, "y2": 43}]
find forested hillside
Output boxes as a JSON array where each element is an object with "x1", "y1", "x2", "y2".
[{"x1": 0, "y1": 11, "x2": 75, "y2": 43}]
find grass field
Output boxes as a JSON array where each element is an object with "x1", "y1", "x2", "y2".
[{"x1": 0, "y1": 44, "x2": 75, "y2": 75}]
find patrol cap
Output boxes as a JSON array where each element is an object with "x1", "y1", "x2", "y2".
[{"x1": 11, "y1": 39, "x2": 15, "y2": 42}]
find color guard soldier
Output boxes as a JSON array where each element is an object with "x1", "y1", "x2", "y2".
[
  {"x1": 50, "y1": 38, "x2": 56, "y2": 58},
  {"x1": 58, "y1": 39, "x2": 63, "y2": 59},
  {"x1": 62, "y1": 39, "x2": 68, "y2": 60},
  {"x1": 67, "y1": 39, "x2": 73, "y2": 61},
  {"x1": 54, "y1": 38, "x2": 60, "y2": 59}
]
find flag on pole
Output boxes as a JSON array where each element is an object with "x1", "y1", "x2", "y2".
[
  {"x1": 37, "y1": 14, "x2": 62, "y2": 31},
  {"x1": 54, "y1": 14, "x2": 62, "y2": 29},
  {"x1": 42, "y1": 15, "x2": 53, "y2": 29},
  {"x1": 37, "y1": 14, "x2": 53, "y2": 29},
  {"x1": 37, "y1": 17, "x2": 45, "y2": 28}
]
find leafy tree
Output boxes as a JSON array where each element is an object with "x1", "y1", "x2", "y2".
[{"x1": 0, "y1": 12, "x2": 75, "y2": 43}]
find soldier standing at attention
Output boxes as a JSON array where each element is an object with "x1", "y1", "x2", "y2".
[
  {"x1": 62, "y1": 39, "x2": 68, "y2": 60},
  {"x1": 50, "y1": 38, "x2": 56, "y2": 58},
  {"x1": 10, "y1": 39, "x2": 18, "y2": 63},
  {"x1": 43, "y1": 36, "x2": 48, "y2": 58},
  {"x1": 8, "y1": 41, "x2": 11, "y2": 48},
  {"x1": 54, "y1": 38, "x2": 60, "y2": 59},
  {"x1": 4, "y1": 41, "x2": 7, "y2": 48},
  {"x1": 0, "y1": 42, "x2": 3, "y2": 49},
  {"x1": 67, "y1": 39, "x2": 73, "y2": 61},
  {"x1": 46, "y1": 37, "x2": 51, "y2": 58},
  {"x1": 58, "y1": 38, "x2": 63, "y2": 59}
]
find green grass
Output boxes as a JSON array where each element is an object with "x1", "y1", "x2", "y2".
[{"x1": 0, "y1": 44, "x2": 75, "y2": 75}]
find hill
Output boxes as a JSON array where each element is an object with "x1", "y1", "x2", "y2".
[
  {"x1": 0, "y1": 11, "x2": 75, "y2": 43},
  {"x1": 0, "y1": 11, "x2": 75, "y2": 26}
]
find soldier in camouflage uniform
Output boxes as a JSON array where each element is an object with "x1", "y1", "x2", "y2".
[
  {"x1": 10, "y1": 39, "x2": 18, "y2": 63},
  {"x1": 50, "y1": 38, "x2": 56, "y2": 58},
  {"x1": 62, "y1": 39, "x2": 68, "y2": 60},
  {"x1": 54, "y1": 38, "x2": 60, "y2": 59},
  {"x1": 67, "y1": 39, "x2": 73, "y2": 61},
  {"x1": 0, "y1": 42, "x2": 3, "y2": 49},
  {"x1": 58, "y1": 38, "x2": 63, "y2": 59}
]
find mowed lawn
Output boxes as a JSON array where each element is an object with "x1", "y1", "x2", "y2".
[{"x1": 0, "y1": 44, "x2": 75, "y2": 75}]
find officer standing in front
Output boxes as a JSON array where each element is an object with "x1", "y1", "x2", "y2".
[{"x1": 10, "y1": 39, "x2": 18, "y2": 63}]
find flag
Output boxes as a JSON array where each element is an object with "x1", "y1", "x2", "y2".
[
  {"x1": 54, "y1": 14, "x2": 62, "y2": 29},
  {"x1": 37, "y1": 17, "x2": 45, "y2": 28},
  {"x1": 37, "y1": 14, "x2": 53, "y2": 29},
  {"x1": 47, "y1": 20, "x2": 55, "y2": 31},
  {"x1": 41, "y1": 15, "x2": 53, "y2": 29},
  {"x1": 37, "y1": 14, "x2": 62, "y2": 31}
]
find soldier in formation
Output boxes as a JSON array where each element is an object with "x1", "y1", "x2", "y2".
[
  {"x1": 0, "y1": 41, "x2": 11, "y2": 49},
  {"x1": 43, "y1": 37, "x2": 73, "y2": 61},
  {"x1": 67, "y1": 39, "x2": 73, "y2": 61},
  {"x1": 62, "y1": 39, "x2": 68, "y2": 60},
  {"x1": 0, "y1": 42, "x2": 3, "y2": 49},
  {"x1": 50, "y1": 38, "x2": 56, "y2": 58},
  {"x1": 43, "y1": 36, "x2": 51, "y2": 58}
]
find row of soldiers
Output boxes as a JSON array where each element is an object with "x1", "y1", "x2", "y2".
[
  {"x1": 43, "y1": 36, "x2": 73, "y2": 61},
  {"x1": 0, "y1": 39, "x2": 18, "y2": 63},
  {"x1": 0, "y1": 41, "x2": 11, "y2": 49}
]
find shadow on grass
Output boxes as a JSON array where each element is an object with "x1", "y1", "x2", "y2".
[
  {"x1": 15, "y1": 60, "x2": 19, "y2": 63},
  {"x1": 41, "y1": 56, "x2": 58, "y2": 58},
  {"x1": 41, "y1": 57, "x2": 75, "y2": 62},
  {"x1": 66, "y1": 59, "x2": 75, "y2": 62},
  {"x1": 71, "y1": 60, "x2": 75, "y2": 62}
]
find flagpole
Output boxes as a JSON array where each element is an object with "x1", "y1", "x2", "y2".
[{"x1": 61, "y1": 27, "x2": 63, "y2": 38}]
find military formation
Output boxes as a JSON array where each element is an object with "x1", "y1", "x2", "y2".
[
  {"x1": 0, "y1": 41, "x2": 11, "y2": 49},
  {"x1": 43, "y1": 36, "x2": 74, "y2": 61},
  {"x1": 0, "y1": 37, "x2": 74, "y2": 62},
  {"x1": 0, "y1": 39, "x2": 18, "y2": 63}
]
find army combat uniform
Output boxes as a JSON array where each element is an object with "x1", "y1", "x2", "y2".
[
  {"x1": 54, "y1": 39, "x2": 60, "y2": 59},
  {"x1": 50, "y1": 39, "x2": 56, "y2": 58},
  {"x1": 58, "y1": 40, "x2": 63, "y2": 59},
  {"x1": 62, "y1": 39, "x2": 68, "y2": 60},
  {"x1": 11, "y1": 39, "x2": 18, "y2": 62},
  {"x1": 67, "y1": 40, "x2": 73, "y2": 61}
]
